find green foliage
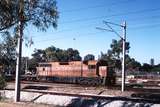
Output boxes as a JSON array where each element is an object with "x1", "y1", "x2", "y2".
[
  {"x1": 66, "y1": 48, "x2": 81, "y2": 61},
  {"x1": 99, "y1": 38, "x2": 159, "y2": 72},
  {"x1": 43, "y1": 46, "x2": 82, "y2": 62},
  {"x1": 84, "y1": 54, "x2": 95, "y2": 61},
  {"x1": 110, "y1": 39, "x2": 130, "y2": 59},
  {"x1": 0, "y1": 0, "x2": 58, "y2": 74},
  {"x1": 99, "y1": 38, "x2": 130, "y2": 69},
  {"x1": 151, "y1": 67, "x2": 160, "y2": 72},
  {"x1": 125, "y1": 55, "x2": 141, "y2": 71},
  {"x1": 0, "y1": 76, "x2": 6, "y2": 89},
  {"x1": 32, "y1": 49, "x2": 46, "y2": 62},
  {"x1": 140, "y1": 63, "x2": 152, "y2": 72},
  {"x1": 99, "y1": 39, "x2": 141, "y2": 71},
  {"x1": 29, "y1": 46, "x2": 82, "y2": 71},
  {"x1": 0, "y1": 32, "x2": 17, "y2": 74},
  {"x1": 140, "y1": 63, "x2": 160, "y2": 72},
  {"x1": 0, "y1": 0, "x2": 17, "y2": 31},
  {"x1": 100, "y1": 52, "x2": 121, "y2": 69},
  {"x1": 28, "y1": 58, "x2": 38, "y2": 74},
  {"x1": 0, "y1": 0, "x2": 58, "y2": 31}
]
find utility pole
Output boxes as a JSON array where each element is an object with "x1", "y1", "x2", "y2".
[
  {"x1": 15, "y1": 0, "x2": 24, "y2": 102},
  {"x1": 96, "y1": 21, "x2": 127, "y2": 92},
  {"x1": 121, "y1": 21, "x2": 126, "y2": 92}
]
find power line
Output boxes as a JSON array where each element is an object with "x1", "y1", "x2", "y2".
[
  {"x1": 61, "y1": 7, "x2": 160, "y2": 24},
  {"x1": 34, "y1": 31, "x2": 104, "y2": 44},
  {"x1": 31, "y1": 8, "x2": 160, "y2": 36},
  {"x1": 60, "y1": 0, "x2": 135, "y2": 13},
  {"x1": 33, "y1": 22, "x2": 160, "y2": 44},
  {"x1": 107, "y1": 15, "x2": 160, "y2": 25},
  {"x1": 32, "y1": 14, "x2": 160, "y2": 39},
  {"x1": 32, "y1": 22, "x2": 100, "y2": 38},
  {"x1": 30, "y1": 7, "x2": 160, "y2": 39},
  {"x1": 127, "y1": 16, "x2": 160, "y2": 24},
  {"x1": 129, "y1": 23, "x2": 160, "y2": 30}
]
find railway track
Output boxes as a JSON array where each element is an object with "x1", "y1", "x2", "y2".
[
  {"x1": 7, "y1": 80, "x2": 160, "y2": 92},
  {"x1": 7, "y1": 81, "x2": 95, "y2": 90},
  {"x1": 5, "y1": 81, "x2": 160, "y2": 105}
]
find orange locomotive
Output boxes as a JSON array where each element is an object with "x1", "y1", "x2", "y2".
[{"x1": 36, "y1": 60, "x2": 115, "y2": 85}]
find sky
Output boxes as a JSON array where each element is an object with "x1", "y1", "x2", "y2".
[{"x1": 23, "y1": 0, "x2": 160, "y2": 64}]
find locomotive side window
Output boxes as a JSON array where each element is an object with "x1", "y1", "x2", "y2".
[
  {"x1": 59, "y1": 62, "x2": 69, "y2": 65},
  {"x1": 43, "y1": 68, "x2": 45, "y2": 71},
  {"x1": 88, "y1": 65, "x2": 96, "y2": 69},
  {"x1": 39, "y1": 64, "x2": 51, "y2": 67}
]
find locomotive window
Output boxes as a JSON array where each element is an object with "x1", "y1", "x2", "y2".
[
  {"x1": 39, "y1": 64, "x2": 51, "y2": 67},
  {"x1": 59, "y1": 62, "x2": 69, "y2": 65},
  {"x1": 42, "y1": 68, "x2": 45, "y2": 71},
  {"x1": 88, "y1": 65, "x2": 96, "y2": 69}
]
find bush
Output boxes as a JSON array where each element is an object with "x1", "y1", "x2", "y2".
[{"x1": 0, "y1": 76, "x2": 6, "y2": 89}]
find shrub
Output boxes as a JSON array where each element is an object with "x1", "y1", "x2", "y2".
[{"x1": 0, "y1": 75, "x2": 6, "y2": 89}]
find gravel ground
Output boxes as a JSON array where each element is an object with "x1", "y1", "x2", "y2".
[
  {"x1": 6, "y1": 82, "x2": 135, "y2": 97},
  {"x1": 3, "y1": 82, "x2": 160, "y2": 107},
  {"x1": 0, "y1": 101, "x2": 57, "y2": 107},
  {"x1": 1, "y1": 90, "x2": 160, "y2": 107}
]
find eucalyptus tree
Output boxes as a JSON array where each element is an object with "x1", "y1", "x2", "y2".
[
  {"x1": 84, "y1": 54, "x2": 95, "y2": 61},
  {"x1": 0, "y1": 0, "x2": 58, "y2": 102},
  {"x1": 0, "y1": 32, "x2": 17, "y2": 72},
  {"x1": 100, "y1": 39, "x2": 130, "y2": 69},
  {"x1": 32, "y1": 46, "x2": 82, "y2": 62},
  {"x1": 0, "y1": 0, "x2": 58, "y2": 31},
  {"x1": 110, "y1": 39, "x2": 130, "y2": 59}
]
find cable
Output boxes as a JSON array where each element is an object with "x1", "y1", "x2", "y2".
[
  {"x1": 61, "y1": 7, "x2": 160, "y2": 24},
  {"x1": 30, "y1": 6, "x2": 160, "y2": 39},
  {"x1": 33, "y1": 22, "x2": 160, "y2": 44},
  {"x1": 32, "y1": 14, "x2": 160, "y2": 39},
  {"x1": 129, "y1": 23, "x2": 160, "y2": 30},
  {"x1": 34, "y1": 31, "x2": 104, "y2": 44},
  {"x1": 60, "y1": 0, "x2": 134, "y2": 13},
  {"x1": 32, "y1": 21, "x2": 100, "y2": 38}
]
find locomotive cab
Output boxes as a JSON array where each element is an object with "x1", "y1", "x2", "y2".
[{"x1": 96, "y1": 60, "x2": 116, "y2": 85}]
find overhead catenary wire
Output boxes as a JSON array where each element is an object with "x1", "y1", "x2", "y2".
[
  {"x1": 37, "y1": 24, "x2": 160, "y2": 43},
  {"x1": 60, "y1": 7, "x2": 160, "y2": 24},
  {"x1": 28, "y1": 2, "x2": 160, "y2": 43},
  {"x1": 34, "y1": 31, "x2": 104, "y2": 44},
  {"x1": 129, "y1": 23, "x2": 160, "y2": 30},
  {"x1": 60, "y1": 0, "x2": 135, "y2": 13},
  {"x1": 32, "y1": 15, "x2": 160, "y2": 39},
  {"x1": 33, "y1": 22, "x2": 160, "y2": 44},
  {"x1": 31, "y1": 8, "x2": 160, "y2": 39}
]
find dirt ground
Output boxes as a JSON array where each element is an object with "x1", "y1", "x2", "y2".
[
  {"x1": 4, "y1": 81, "x2": 160, "y2": 106},
  {"x1": 0, "y1": 101, "x2": 57, "y2": 107},
  {"x1": 6, "y1": 81, "x2": 160, "y2": 99}
]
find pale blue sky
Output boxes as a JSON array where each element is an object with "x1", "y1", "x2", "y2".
[{"x1": 23, "y1": 0, "x2": 160, "y2": 64}]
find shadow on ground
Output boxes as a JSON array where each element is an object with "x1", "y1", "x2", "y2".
[
  {"x1": 131, "y1": 92, "x2": 160, "y2": 100},
  {"x1": 23, "y1": 85, "x2": 51, "y2": 90},
  {"x1": 67, "y1": 97, "x2": 155, "y2": 107}
]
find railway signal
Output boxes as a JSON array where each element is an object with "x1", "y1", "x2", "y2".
[{"x1": 96, "y1": 21, "x2": 127, "y2": 92}]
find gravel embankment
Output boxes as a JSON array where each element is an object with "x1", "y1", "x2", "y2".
[
  {"x1": 1, "y1": 90, "x2": 160, "y2": 107},
  {"x1": 0, "y1": 101, "x2": 55, "y2": 107}
]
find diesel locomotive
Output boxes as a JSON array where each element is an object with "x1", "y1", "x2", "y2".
[{"x1": 36, "y1": 60, "x2": 116, "y2": 85}]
